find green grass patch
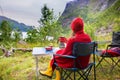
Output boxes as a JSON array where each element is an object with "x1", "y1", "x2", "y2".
[{"x1": 0, "y1": 51, "x2": 120, "y2": 80}]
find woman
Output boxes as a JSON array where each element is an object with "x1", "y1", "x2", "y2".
[{"x1": 40, "y1": 17, "x2": 92, "y2": 80}]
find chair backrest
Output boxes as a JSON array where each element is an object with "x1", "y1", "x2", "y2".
[
  {"x1": 112, "y1": 32, "x2": 120, "y2": 45},
  {"x1": 73, "y1": 42, "x2": 96, "y2": 57}
]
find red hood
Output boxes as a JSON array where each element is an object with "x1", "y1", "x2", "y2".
[{"x1": 71, "y1": 17, "x2": 84, "y2": 33}]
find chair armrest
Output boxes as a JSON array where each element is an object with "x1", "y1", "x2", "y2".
[
  {"x1": 53, "y1": 54, "x2": 76, "y2": 59},
  {"x1": 108, "y1": 44, "x2": 120, "y2": 47},
  {"x1": 106, "y1": 44, "x2": 120, "y2": 51},
  {"x1": 102, "y1": 44, "x2": 120, "y2": 57}
]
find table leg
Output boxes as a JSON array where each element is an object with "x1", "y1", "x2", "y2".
[{"x1": 35, "y1": 56, "x2": 39, "y2": 80}]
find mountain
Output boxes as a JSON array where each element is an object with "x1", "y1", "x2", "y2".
[
  {"x1": 93, "y1": 0, "x2": 120, "y2": 32},
  {"x1": 59, "y1": 0, "x2": 117, "y2": 27},
  {"x1": 0, "y1": 16, "x2": 34, "y2": 32}
]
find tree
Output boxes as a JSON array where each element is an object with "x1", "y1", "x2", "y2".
[
  {"x1": 38, "y1": 4, "x2": 63, "y2": 43},
  {"x1": 26, "y1": 29, "x2": 38, "y2": 43},
  {"x1": 0, "y1": 20, "x2": 12, "y2": 41},
  {"x1": 12, "y1": 29, "x2": 22, "y2": 42},
  {"x1": 38, "y1": 4, "x2": 54, "y2": 26}
]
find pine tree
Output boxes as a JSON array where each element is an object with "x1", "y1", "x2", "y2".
[
  {"x1": 0, "y1": 20, "x2": 12, "y2": 41},
  {"x1": 38, "y1": 4, "x2": 63, "y2": 43}
]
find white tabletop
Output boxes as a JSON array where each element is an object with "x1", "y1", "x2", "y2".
[{"x1": 32, "y1": 47, "x2": 59, "y2": 56}]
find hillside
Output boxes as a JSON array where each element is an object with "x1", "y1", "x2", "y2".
[
  {"x1": 0, "y1": 16, "x2": 34, "y2": 32},
  {"x1": 93, "y1": 0, "x2": 120, "y2": 32},
  {"x1": 59, "y1": 0, "x2": 118, "y2": 28}
]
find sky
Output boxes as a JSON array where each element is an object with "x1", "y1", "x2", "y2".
[{"x1": 0, "y1": 0, "x2": 73, "y2": 27}]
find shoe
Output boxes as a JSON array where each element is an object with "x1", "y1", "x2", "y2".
[
  {"x1": 39, "y1": 70, "x2": 52, "y2": 78},
  {"x1": 39, "y1": 61, "x2": 53, "y2": 78},
  {"x1": 55, "y1": 69, "x2": 61, "y2": 80}
]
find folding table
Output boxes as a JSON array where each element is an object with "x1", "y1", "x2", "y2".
[{"x1": 32, "y1": 47, "x2": 59, "y2": 80}]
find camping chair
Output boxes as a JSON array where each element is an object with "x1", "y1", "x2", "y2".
[
  {"x1": 96, "y1": 44, "x2": 120, "y2": 72},
  {"x1": 96, "y1": 32, "x2": 120, "y2": 72},
  {"x1": 53, "y1": 42, "x2": 97, "y2": 80}
]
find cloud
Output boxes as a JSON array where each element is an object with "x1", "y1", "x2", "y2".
[{"x1": 0, "y1": 0, "x2": 71, "y2": 27}]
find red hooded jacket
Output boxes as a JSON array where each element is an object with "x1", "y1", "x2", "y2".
[{"x1": 50, "y1": 17, "x2": 91, "y2": 70}]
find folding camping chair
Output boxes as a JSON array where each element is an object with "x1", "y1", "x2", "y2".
[
  {"x1": 96, "y1": 32, "x2": 120, "y2": 72},
  {"x1": 53, "y1": 42, "x2": 97, "y2": 80}
]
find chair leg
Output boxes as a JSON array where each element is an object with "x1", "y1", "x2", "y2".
[
  {"x1": 96, "y1": 56, "x2": 120, "y2": 74},
  {"x1": 74, "y1": 71, "x2": 75, "y2": 80},
  {"x1": 110, "y1": 58, "x2": 120, "y2": 72},
  {"x1": 64, "y1": 70, "x2": 73, "y2": 80},
  {"x1": 77, "y1": 70, "x2": 88, "y2": 80},
  {"x1": 60, "y1": 69, "x2": 73, "y2": 80},
  {"x1": 77, "y1": 65, "x2": 93, "y2": 80},
  {"x1": 96, "y1": 57, "x2": 104, "y2": 68}
]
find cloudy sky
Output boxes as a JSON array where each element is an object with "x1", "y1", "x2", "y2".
[{"x1": 0, "y1": 0, "x2": 73, "y2": 27}]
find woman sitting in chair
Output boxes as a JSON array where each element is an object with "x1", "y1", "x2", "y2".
[{"x1": 39, "y1": 17, "x2": 92, "y2": 80}]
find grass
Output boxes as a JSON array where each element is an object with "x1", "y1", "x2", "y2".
[
  {"x1": 95, "y1": 56, "x2": 120, "y2": 80},
  {"x1": 0, "y1": 33, "x2": 119, "y2": 80},
  {"x1": 0, "y1": 49, "x2": 55, "y2": 80},
  {"x1": 0, "y1": 51, "x2": 36, "y2": 80},
  {"x1": 0, "y1": 48, "x2": 120, "y2": 80}
]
